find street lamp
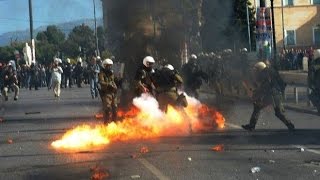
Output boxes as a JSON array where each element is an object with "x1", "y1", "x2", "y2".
[
  {"x1": 270, "y1": 0, "x2": 277, "y2": 64},
  {"x1": 28, "y1": 0, "x2": 34, "y2": 62},
  {"x1": 93, "y1": 0, "x2": 100, "y2": 57}
]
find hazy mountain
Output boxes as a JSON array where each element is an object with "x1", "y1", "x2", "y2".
[{"x1": 0, "y1": 18, "x2": 103, "y2": 46}]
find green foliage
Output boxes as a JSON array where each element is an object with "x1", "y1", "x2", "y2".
[
  {"x1": 97, "y1": 26, "x2": 106, "y2": 53},
  {"x1": 65, "y1": 24, "x2": 96, "y2": 57},
  {"x1": 45, "y1": 25, "x2": 65, "y2": 45},
  {"x1": 35, "y1": 42, "x2": 56, "y2": 65},
  {"x1": 36, "y1": 25, "x2": 65, "y2": 64},
  {"x1": 232, "y1": 0, "x2": 256, "y2": 49},
  {"x1": 101, "y1": 49, "x2": 113, "y2": 60},
  {"x1": 0, "y1": 46, "x2": 15, "y2": 62},
  {"x1": 201, "y1": 0, "x2": 255, "y2": 51}
]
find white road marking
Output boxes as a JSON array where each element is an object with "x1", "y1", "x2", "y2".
[
  {"x1": 293, "y1": 145, "x2": 320, "y2": 155},
  {"x1": 138, "y1": 158, "x2": 170, "y2": 180}
]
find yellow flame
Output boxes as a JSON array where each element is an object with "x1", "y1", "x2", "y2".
[{"x1": 52, "y1": 103, "x2": 225, "y2": 151}]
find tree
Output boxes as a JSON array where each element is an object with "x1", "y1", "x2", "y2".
[
  {"x1": 0, "y1": 46, "x2": 15, "y2": 62},
  {"x1": 36, "y1": 25, "x2": 66, "y2": 64},
  {"x1": 231, "y1": 0, "x2": 256, "y2": 50},
  {"x1": 201, "y1": 0, "x2": 255, "y2": 51},
  {"x1": 64, "y1": 24, "x2": 95, "y2": 58},
  {"x1": 97, "y1": 26, "x2": 106, "y2": 54},
  {"x1": 45, "y1": 25, "x2": 65, "y2": 45}
]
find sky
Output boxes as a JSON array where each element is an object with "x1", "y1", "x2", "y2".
[{"x1": 0, "y1": 0, "x2": 103, "y2": 35}]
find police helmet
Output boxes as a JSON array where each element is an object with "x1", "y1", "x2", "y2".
[
  {"x1": 102, "y1": 59, "x2": 113, "y2": 66},
  {"x1": 164, "y1": 64, "x2": 174, "y2": 71},
  {"x1": 143, "y1": 56, "x2": 155, "y2": 67},
  {"x1": 190, "y1": 54, "x2": 197, "y2": 60},
  {"x1": 313, "y1": 49, "x2": 320, "y2": 60},
  {"x1": 77, "y1": 57, "x2": 82, "y2": 63},
  {"x1": 253, "y1": 62, "x2": 267, "y2": 71}
]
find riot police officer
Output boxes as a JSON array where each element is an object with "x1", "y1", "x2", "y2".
[
  {"x1": 181, "y1": 54, "x2": 208, "y2": 99},
  {"x1": 153, "y1": 64, "x2": 187, "y2": 112},
  {"x1": 242, "y1": 62, "x2": 295, "y2": 131},
  {"x1": 99, "y1": 59, "x2": 118, "y2": 123},
  {"x1": 134, "y1": 56, "x2": 156, "y2": 97},
  {"x1": 309, "y1": 49, "x2": 320, "y2": 115}
]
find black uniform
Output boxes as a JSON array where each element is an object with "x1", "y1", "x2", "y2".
[
  {"x1": 29, "y1": 63, "x2": 39, "y2": 90},
  {"x1": 181, "y1": 60, "x2": 208, "y2": 99},
  {"x1": 308, "y1": 57, "x2": 320, "y2": 114},
  {"x1": 242, "y1": 67, "x2": 295, "y2": 131},
  {"x1": 73, "y1": 62, "x2": 83, "y2": 88}
]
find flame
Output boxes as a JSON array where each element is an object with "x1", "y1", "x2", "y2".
[
  {"x1": 211, "y1": 144, "x2": 225, "y2": 152},
  {"x1": 90, "y1": 165, "x2": 110, "y2": 180},
  {"x1": 52, "y1": 94, "x2": 225, "y2": 151}
]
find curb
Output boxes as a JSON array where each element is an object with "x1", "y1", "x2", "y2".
[{"x1": 284, "y1": 105, "x2": 319, "y2": 116}]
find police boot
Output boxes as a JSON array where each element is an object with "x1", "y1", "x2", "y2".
[
  {"x1": 275, "y1": 108, "x2": 295, "y2": 131},
  {"x1": 242, "y1": 107, "x2": 260, "y2": 131},
  {"x1": 286, "y1": 123, "x2": 295, "y2": 132},
  {"x1": 103, "y1": 110, "x2": 111, "y2": 124},
  {"x1": 241, "y1": 124, "x2": 255, "y2": 131},
  {"x1": 112, "y1": 109, "x2": 118, "y2": 122}
]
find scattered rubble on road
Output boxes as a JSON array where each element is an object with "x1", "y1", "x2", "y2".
[{"x1": 251, "y1": 167, "x2": 261, "y2": 174}]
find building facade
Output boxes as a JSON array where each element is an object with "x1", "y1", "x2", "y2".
[{"x1": 251, "y1": 0, "x2": 320, "y2": 49}]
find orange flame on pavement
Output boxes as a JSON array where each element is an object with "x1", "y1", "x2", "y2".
[
  {"x1": 51, "y1": 95, "x2": 225, "y2": 151},
  {"x1": 211, "y1": 144, "x2": 225, "y2": 152}
]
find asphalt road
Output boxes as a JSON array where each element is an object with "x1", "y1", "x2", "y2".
[{"x1": 1, "y1": 86, "x2": 320, "y2": 180}]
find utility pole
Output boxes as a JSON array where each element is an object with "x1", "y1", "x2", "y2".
[
  {"x1": 281, "y1": 0, "x2": 285, "y2": 50},
  {"x1": 93, "y1": 0, "x2": 100, "y2": 57},
  {"x1": 28, "y1": 0, "x2": 34, "y2": 62},
  {"x1": 270, "y1": 0, "x2": 277, "y2": 63},
  {"x1": 246, "y1": 3, "x2": 252, "y2": 52}
]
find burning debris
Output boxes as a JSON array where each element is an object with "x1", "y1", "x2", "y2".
[
  {"x1": 140, "y1": 146, "x2": 150, "y2": 154},
  {"x1": 7, "y1": 138, "x2": 13, "y2": 144},
  {"x1": 90, "y1": 165, "x2": 110, "y2": 180},
  {"x1": 211, "y1": 144, "x2": 225, "y2": 152},
  {"x1": 52, "y1": 94, "x2": 225, "y2": 151},
  {"x1": 95, "y1": 113, "x2": 104, "y2": 119}
]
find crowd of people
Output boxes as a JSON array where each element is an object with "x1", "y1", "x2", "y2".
[
  {"x1": 278, "y1": 47, "x2": 313, "y2": 70},
  {"x1": 0, "y1": 56, "x2": 106, "y2": 101}
]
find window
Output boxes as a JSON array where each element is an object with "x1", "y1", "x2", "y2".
[
  {"x1": 285, "y1": 30, "x2": 296, "y2": 45},
  {"x1": 313, "y1": 0, "x2": 320, "y2": 4},
  {"x1": 314, "y1": 28, "x2": 320, "y2": 45},
  {"x1": 283, "y1": 0, "x2": 294, "y2": 6}
]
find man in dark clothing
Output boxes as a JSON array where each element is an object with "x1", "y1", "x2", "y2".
[
  {"x1": 181, "y1": 54, "x2": 208, "y2": 99},
  {"x1": 153, "y1": 64, "x2": 187, "y2": 112},
  {"x1": 64, "y1": 58, "x2": 73, "y2": 88},
  {"x1": 309, "y1": 49, "x2": 320, "y2": 115},
  {"x1": 87, "y1": 57, "x2": 100, "y2": 98},
  {"x1": 242, "y1": 62, "x2": 295, "y2": 131},
  {"x1": 29, "y1": 63, "x2": 39, "y2": 90},
  {"x1": 73, "y1": 61, "x2": 83, "y2": 88},
  {"x1": 2, "y1": 62, "x2": 19, "y2": 101}
]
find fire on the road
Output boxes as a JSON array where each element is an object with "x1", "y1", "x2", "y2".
[{"x1": 51, "y1": 94, "x2": 225, "y2": 150}]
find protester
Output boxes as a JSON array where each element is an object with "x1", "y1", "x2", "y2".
[{"x1": 51, "y1": 58, "x2": 63, "y2": 98}]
